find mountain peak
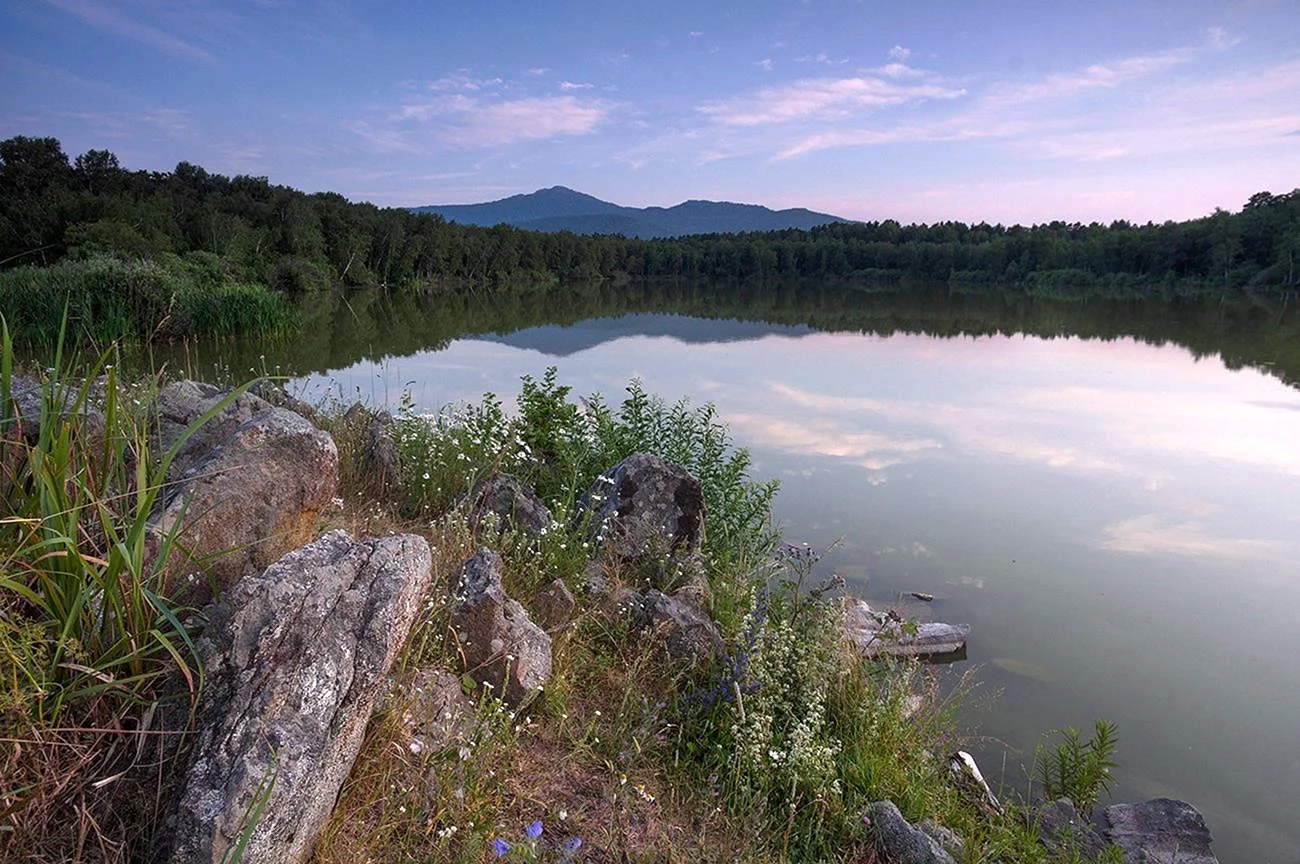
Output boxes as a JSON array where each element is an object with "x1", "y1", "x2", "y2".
[{"x1": 412, "y1": 188, "x2": 850, "y2": 238}]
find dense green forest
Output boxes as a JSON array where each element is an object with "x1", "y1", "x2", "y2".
[{"x1": 1, "y1": 135, "x2": 1297, "y2": 339}]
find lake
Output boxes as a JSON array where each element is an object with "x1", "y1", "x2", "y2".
[{"x1": 159, "y1": 283, "x2": 1300, "y2": 862}]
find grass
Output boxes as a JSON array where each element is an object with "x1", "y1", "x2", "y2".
[
  {"x1": 0, "y1": 255, "x2": 293, "y2": 346},
  {"x1": 2, "y1": 350, "x2": 1124, "y2": 863}
]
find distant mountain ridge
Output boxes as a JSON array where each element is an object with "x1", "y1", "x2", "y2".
[{"x1": 411, "y1": 186, "x2": 850, "y2": 238}]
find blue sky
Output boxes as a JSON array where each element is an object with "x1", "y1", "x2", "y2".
[{"x1": 2, "y1": 0, "x2": 1297, "y2": 224}]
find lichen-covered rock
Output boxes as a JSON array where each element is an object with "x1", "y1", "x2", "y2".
[
  {"x1": 867, "y1": 800, "x2": 958, "y2": 864},
  {"x1": 450, "y1": 549, "x2": 552, "y2": 706},
  {"x1": 645, "y1": 589, "x2": 723, "y2": 666},
  {"x1": 467, "y1": 473, "x2": 552, "y2": 536},
  {"x1": 1102, "y1": 799, "x2": 1218, "y2": 864},
  {"x1": 163, "y1": 530, "x2": 432, "y2": 864},
  {"x1": 532, "y1": 578, "x2": 577, "y2": 631},
  {"x1": 579, "y1": 452, "x2": 706, "y2": 565},
  {"x1": 154, "y1": 380, "x2": 273, "y2": 480},
  {"x1": 150, "y1": 406, "x2": 339, "y2": 608}
]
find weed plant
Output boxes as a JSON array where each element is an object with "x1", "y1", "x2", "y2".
[
  {"x1": 1036, "y1": 719, "x2": 1119, "y2": 817},
  {"x1": 0, "y1": 318, "x2": 256, "y2": 857}
]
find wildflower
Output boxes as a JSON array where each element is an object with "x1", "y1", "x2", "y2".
[
  {"x1": 525, "y1": 820, "x2": 543, "y2": 839},
  {"x1": 563, "y1": 836, "x2": 583, "y2": 855},
  {"x1": 558, "y1": 809, "x2": 568, "y2": 821},
  {"x1": 492, "y1": 837, "x2": 511, "y2": 857}
]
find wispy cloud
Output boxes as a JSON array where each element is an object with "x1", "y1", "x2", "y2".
[
  {"x1": 699, "y1": 76, "x2": 964, "y2": 126},
  {"x1": 351, "y1": 81, "x2": 611, "y2": 153},
  {"x1": 559, "y1": 81, "x2": 594, "y2": 91},
  {"x1": 40, "y1": 0, "x2": 214, "y2": 62},
  {"x1": 772, "y1": 28, "x2": 1266, "y2": 162},
  {"x1": 888, "y1": 45, "x2": 911, "y2": 62}
]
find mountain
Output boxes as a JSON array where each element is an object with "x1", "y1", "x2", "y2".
[{"x1": 411, "y1": 186, "x2": 850, "y2": 238}]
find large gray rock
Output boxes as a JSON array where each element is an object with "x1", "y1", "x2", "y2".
[
  {"x1": 449, "y1": 549, "x2": 552, "y2": 706},
  {"x1": 154, "y1": 380, "x2": 273, "y2": 480},
  {"x1": 164, "y1": 530, "x2": 433, "y2": 864},
  {"x1": 579, "y1": 453, "x2": 706, "y2": 568},
  {"x1": 843, "y1": 599, "x2": 970, "y2": 660},
  {"x1": 645, "y1": 589, "x2": 723, "y2": 666},
  {"x1": 1035, "y1": 798, "x2": 1106, "y2": 859},
  {"x1": 150, "y1": 406, "x2": 339, "y2": 608},
  {"x1": 1102, "y1": 799, "x2": 1218, "y2": 864},
  {"x1": 867, "y1": 800, "x2": 958, "y2": 864},
  {"x1": 467, "y1": 473, "x2": 552, "y2": 537}
]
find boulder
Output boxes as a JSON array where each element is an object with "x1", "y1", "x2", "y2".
[
  {"x1": 150, "y1": 406, "x2": 339, "y2": 608},
  {"x1": 843, "y1": 599, "x2": 969, "y2": 660},
  {"x1": 449, "y1": 549, "x2": 552, "y2": 706},
  {"x1": 163, "y1": 530, "x2": 433, "y2": 864},
  {"x1": 154, "y1": 380, "x2": 272, "y2": 480},
  {"x1": 917, "y1": 819, "x2": 965, "y2": 862},
  {"x1": 1035, "y1": 798, "x2": 1106, "y2": 859},
  {"x1": 579, "y1": 453, "x2": 706, "y2": 567},
  {"x1": 645, "y1": 589, "x2": 723, "y2": 666},
  {"x1": 867, "y1": 800, "x2": 958, "y2": 864},
  {"x1": 532, "y1": 578, "x2": 577, "y2": 631},
  {"x1": 467, "y1": 473, "x2": 552, "y2": 537},
  {"x1": 1102, "y1": 799, "x2": 1218, "y2": 864},
  {"x1": 362, "y1": 410, "x2": 402, "y2": 494}
]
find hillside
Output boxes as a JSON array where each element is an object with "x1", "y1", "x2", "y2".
[{"x1": 411, "y1": 186, "x2": 851, "y2": 237}]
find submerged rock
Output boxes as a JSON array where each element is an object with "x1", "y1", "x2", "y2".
[{"x1": 843, "y1": 599, "x2": 969, "y2": 660}]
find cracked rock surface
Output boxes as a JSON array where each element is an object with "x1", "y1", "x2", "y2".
[{"x1": 162, "y1": 530, "x2": 432, "y2": 864}]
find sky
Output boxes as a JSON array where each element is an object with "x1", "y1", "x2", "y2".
[{"x1": 2, "y1": 0, "x2": 1298, "y2": 225}]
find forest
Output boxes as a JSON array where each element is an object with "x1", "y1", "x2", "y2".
[{"x1": 1, "y1": 134, "x2": 1298, "y2": 325}]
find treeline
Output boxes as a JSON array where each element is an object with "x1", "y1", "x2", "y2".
[{"x1": 2, "y1": 135, "x2": 1298, "y2": 299}]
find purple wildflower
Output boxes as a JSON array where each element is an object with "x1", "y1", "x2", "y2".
[
  {"x1": 492, "y1": 837, "x2": 511, "y2": 857},
  {"x1": 525, "y1": 820, "x2": 543, "y2": 840}
]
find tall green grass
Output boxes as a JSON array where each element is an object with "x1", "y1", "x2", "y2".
[{"x1": 0, "y1": 255, "x2": 293, "y2": 345}]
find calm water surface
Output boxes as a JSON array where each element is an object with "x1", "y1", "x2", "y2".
[{"x1": 166, "y1": 287, "x2": 1300, "y2": 861}]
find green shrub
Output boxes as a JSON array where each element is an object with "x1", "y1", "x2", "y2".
[{"x1": 1037, "y1": 718, "x2": 1119, "y2": 816}]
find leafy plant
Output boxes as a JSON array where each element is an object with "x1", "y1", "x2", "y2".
[{"x1": 1037, "y1": 718, "x2": 1119, "y2": 816}]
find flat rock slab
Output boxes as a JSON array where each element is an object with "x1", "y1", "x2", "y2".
[
  {"x1": 164, "y1": 530, "x2": 432, "y2": 864},
  {"x1": 844, "y1": 599, "x2": 969, "y2": 660},
  {"x1": 1102, "y1": 799, "x2": 1219, "y2": 864}
]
